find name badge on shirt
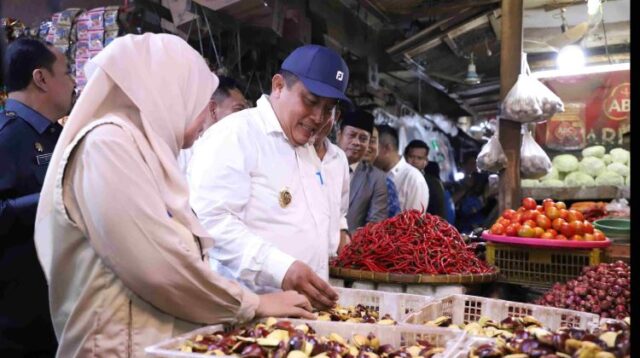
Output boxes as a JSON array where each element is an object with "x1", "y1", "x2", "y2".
[
  {"x1": 279, "y1": 187, "x2": 292, "y2": 208},
  {"x1": 36, "y1": 153, "x2": 53, "y2": 166}
]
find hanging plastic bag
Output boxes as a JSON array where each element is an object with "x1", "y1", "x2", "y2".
[
  {"x1": 501, "y1": 54, "x2": 564, "y2": 123},
  {"x1": 477, "y1": 126, "x2": 508, "y2": 173},
  {"x1": 520, "y1": 127, "x2": 552, "y2": 179}
]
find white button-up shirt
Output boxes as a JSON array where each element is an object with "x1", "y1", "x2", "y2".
[
  {"x1": 188, "y1": 95, "x2": 330, "y2": 293},
  {"x1": 307, "y1": 138, "x2": 350, "y2": 256},
  {"x1": 387, "y1": 157, "x2": 430, "y2": 212}
]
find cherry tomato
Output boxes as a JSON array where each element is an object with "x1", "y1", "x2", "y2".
[
  {"x1": 524, "y1": 219, "x2": 537, "y2": 228},
  {"x1": 573, "y1": 210, "x2": 584, "y2": 221},
  {"x1": 583, "y1": 221, "x2": 594, "y2": 234},
  {"x1": 559, "y1": 208, "x2": 569, "y2": 220},
  {"x1": 543, "y1": 198, "x2": 554, "y2": 206},
  {"x1": 536, "y1": 205, "x2": 545, "y2": 213},
  {"x1": 583, "y1": 233, "x2": 595, "y2": 241},
  {"x1": 556, "y1": 234, "x2": 568, "y2": 240},
  {"x1": 505, "y1": 223, "x2": 520, "y2": 237},
  {"x1": 502, "y1": 209, "x2": 517, "y2": 220},
  {"x1": 541, "y1": 232, "x2": 555, "y2": 240},
  {"x1": 546, "y1": 229, "x2": 558, "y2": 237},
  {"x1": 517, "y1": 207, "x2": 526, "y2": 214},
  {"x1": 567, "y1": 210, "x2": 584, "y2": 223},
  {"x1": 498, "y1": 218, "x2": 511, "y2": 228},
  {"x1": 491, "y1": 223, "x2": 505, "y2": 235},
  {"x1": 512, "y1": 213, "x2": 523, "y2": 224},
  {"x1": 534, "y1": 227, "x2": 545, "y2": 238},
  {"x1": 570, "y1": 221, "x2": 584, "y2": 235},
  {"x1": 523, "y1": 210, "x2": 540, "y2": 222},
  {"x1": 560, "y1": 222, "x2": 575, "y2": 237},
  {"x1": 571, "y1": 234, "x2": 584, "y2": 241},
  {"x1": 518, "y1": 225, "x2": 536, "y2": 238},
  {"x1": 522, "y1": 197, "x2": 537, "y2": 210},
  {"x1": 536, "y1": 215, "x2": 552, "y2": 230},
  {"x1": 555, "y1": 201, "x2": 567, "y2": 210},
  {"x1": 593, "y1": 229, "x2": 606, "y2": 241},
  {"x1": 552, "y1": 218, "x2": 566, "y2": 231},
  {"x1": 545, "y1": 206, "x2": 560, "y2": 220}
]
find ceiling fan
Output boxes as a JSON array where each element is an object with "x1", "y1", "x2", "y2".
[{"x1": 525, "y1": 0, "x2": 604, "y2": 52}]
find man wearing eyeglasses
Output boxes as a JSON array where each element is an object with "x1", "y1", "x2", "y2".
[
  {"x1": 188, "y1": 45, "x2": 349, "y2": 310},
  {"x1": 336, "y1": 109, "x2": 388, "y2": 232}
]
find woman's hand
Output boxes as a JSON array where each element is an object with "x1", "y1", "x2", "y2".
[{"x1": 256, "y1": 291, "x2": 315, "y2": 319}]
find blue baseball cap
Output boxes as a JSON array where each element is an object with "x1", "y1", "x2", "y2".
[{"x1": 281, "y1": 44, "x2": 353, "y2": 107}]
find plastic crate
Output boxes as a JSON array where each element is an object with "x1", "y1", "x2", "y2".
[
  {"x1": 451, "y1": 336, "x2": 498, "y2": 358},
  {"x1": 145, "y1": 319, "x2": 465, "y2": 358},
  {"x1": 402, "y1": 294, "x2": 600, "y2": 332},
  {"x1": 333, "y1": 287, "x2": 434, "y2": 322},
  {"x1": 486, "y1": 242, "x2": 602, "y2": 290}
]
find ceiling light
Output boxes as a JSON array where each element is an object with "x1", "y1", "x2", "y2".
[
  {"x1": 464, "y1": 53, "x2": 481, "y2": 85},
  {"x1": 587, "y1": 0, "x2": 601, "y2": 16},
  {"x1": 556, "y1": 45, "x2": 586, "y2": 71}
]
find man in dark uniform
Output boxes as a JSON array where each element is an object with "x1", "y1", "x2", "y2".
[{"x1": 1, "y1": 37, "x2": 75, "y2": 357}]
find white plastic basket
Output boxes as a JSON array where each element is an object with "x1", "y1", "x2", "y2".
[
  {"x1": 334, "y1": 287, "x2": 434, "y2": 322},
  {"x1": 403, "y1": 294, "x2": 600, "y2": 332},
  {"x1": 145, "y1": 319, "x2": 465, "y2": 358},
  {"x1": 450, "y1": 336, "x2": 497, "y2": 358}
]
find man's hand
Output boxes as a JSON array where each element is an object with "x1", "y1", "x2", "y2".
[
  {"x1": 282, "y1": 261, "x2": 338, "y2": 310},
  {"x1": 255, "y1": 291, "x2": 315, "y2": 319}
]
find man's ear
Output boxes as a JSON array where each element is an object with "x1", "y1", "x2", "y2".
[
  {"x1": 32, "y1": 68, "x2": 48, "y2": 91},
  {"x1": 271, "y1": 74, "x2": 285, "y2": 99}
]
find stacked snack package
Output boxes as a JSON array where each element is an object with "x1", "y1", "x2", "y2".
[
  {"x1": 74, "y1": 6, "x2": 120, "y2": 92},
  {"x1": 46, "y1": 9, "x2": 83, "y2": 56}
]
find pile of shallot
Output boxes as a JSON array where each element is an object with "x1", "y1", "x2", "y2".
[{"x1": 535, "y1": 261, "x2": 630, "y2": 319}]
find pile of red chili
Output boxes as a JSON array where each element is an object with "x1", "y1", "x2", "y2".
[{"x1": 332, "y1": 210, "x2": 493, "y2": 275}]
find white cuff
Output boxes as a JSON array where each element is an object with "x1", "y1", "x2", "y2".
[{"x1": 261, "y1": 248, "x2": 296, "y2": 289}]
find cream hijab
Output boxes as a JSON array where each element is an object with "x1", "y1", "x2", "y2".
[{"x1": 36, "y1": 33, "x2": 217, "y2": 241}]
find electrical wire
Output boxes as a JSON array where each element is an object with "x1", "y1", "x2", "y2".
[{"x1": 600, "y1": 2, "x2": 612, "y2": 64}]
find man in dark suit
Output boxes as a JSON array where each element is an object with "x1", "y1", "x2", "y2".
[
  {"x1": 336, "y1": 109, "x2": 388, "y2": 232},
  {"x1": 1, "y1": 37, "x2": 75, "y2": 356}
]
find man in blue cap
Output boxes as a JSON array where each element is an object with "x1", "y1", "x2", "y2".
[
  {"x1": 188, "y1": 45, "x2": 351, "y2": 309},
  {"x1": 1, "y1": 37, "x2": 75, "y2": 357}
]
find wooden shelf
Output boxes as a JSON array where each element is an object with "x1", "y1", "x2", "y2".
[{"x1": 521, "y1": 186, "x2": 630, "y2": 201}]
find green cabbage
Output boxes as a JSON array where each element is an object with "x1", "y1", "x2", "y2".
[
  {"x1": 602, "y1": 154, "x2": 613, "y2": 165},
  {"x1": 607, "y1": 163, "x2": 630, "y2": 177},
  {"x1": 581, "y1": 145, "x2": 606, "y2": 158},
  {"x1": 579, "y1": 157, "x2": 606, "y2": 177},
  {"x1": 540, "y1": 166, "x2": 560, "y2": 181},
  {"x1": 595, "y1": 171, "x2": 625, "y2": 186},
  {"x1": 564, "y1": 171, "x2": 595, "y2": 187},
  {"x1": 540, "y1": 179, "x2": 564, "y2": 187},
  {"x1": 609, "y1": 148, "x2": 630, "y2": 165},
  {"x1": 521, "y1": 179, "x2": 540, "y2": 187},
  {"x1": 552, "y1": 154, "x2": 579, "y2": 172}
]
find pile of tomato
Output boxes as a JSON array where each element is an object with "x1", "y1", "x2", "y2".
[{"x1": 490, "y1": 197, "x2": 607, "y2": 241}]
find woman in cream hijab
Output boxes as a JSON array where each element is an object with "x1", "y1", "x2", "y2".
[{"x1": 34, "y1": 33, "x2": 313, "y2": 357}]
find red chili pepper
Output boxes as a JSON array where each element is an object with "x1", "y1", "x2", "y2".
[{"x1": 332, "y1": 210, "x2": 492, "y2": 275}]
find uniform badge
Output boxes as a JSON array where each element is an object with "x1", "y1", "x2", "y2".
[
  {"x1": 279, "y1": 187, "x2": 292, "y2": 208},
  {"x1": 35, "y1": 142, "x2": 44, "y2": 152}
]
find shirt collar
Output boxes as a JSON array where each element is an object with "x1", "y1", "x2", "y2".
[
  {"x1": 257, "y1": 95, "x2": 285, "y2": 135},
  {"x1": 350, "y1": 161, "x2": 360, "y2": 172},
  {"x1": 4, "y1": 99, "x2": 54, "y2": 134},
  {"x1": 323, "y1": 138, "x2": 339, "y2": 159},
  {"x1": 390, "y1": 157, "x2": 406, "y2": 175}
]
